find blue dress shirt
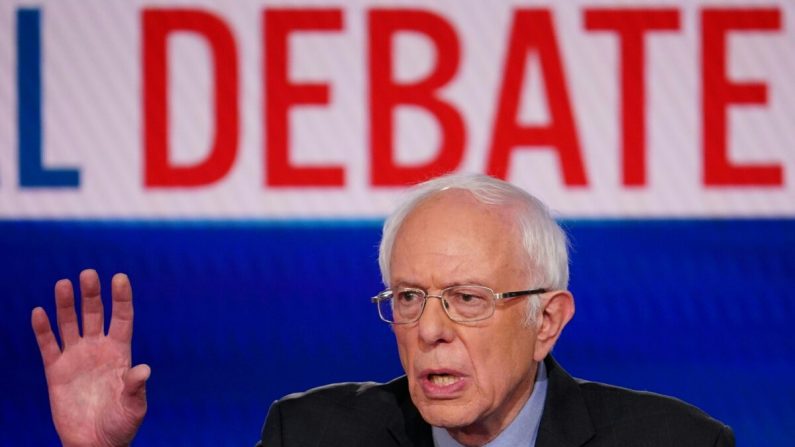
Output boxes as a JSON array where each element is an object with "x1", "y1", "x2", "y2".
[{"x1": 431, "y1": 361, "x2": 548, "y2": 447}]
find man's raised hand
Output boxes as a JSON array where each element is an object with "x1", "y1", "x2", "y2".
[{"x1": 31, "y1": 269, "x2": 149, "y2": 447}]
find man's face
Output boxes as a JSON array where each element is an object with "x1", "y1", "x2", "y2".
[{"x1": 390, "y1": 190, "x2": 540, "y2": 439}]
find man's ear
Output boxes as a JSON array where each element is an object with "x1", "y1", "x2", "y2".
[{"x1": 533, "y1": 290, "x2": 575, "y2": 362}]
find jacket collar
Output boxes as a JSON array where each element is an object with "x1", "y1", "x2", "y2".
[
  {"x1": 381, "y1": 376, "x2": 434, "y2": 447},
  {"x1": 385, "y1": 356, "x2": 595, "y2": 447},
  {"x1": 535, "y1": 356, "x2": 596, "y2": 447}
]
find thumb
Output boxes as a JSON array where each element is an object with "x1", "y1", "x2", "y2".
[
  {"x1": 122, "y1": 364, "x2": 150, "y2": 416},
  {"x1": 123, "y1": 364, "x2": 151, "y2": 394}
]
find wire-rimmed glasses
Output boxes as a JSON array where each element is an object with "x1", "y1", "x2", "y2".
[{"x1": 371, "y1": 285, "x2": 547, "y2": 324}]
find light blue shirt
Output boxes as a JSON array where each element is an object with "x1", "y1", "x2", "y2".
[{"x1": 432, "y1": 361, "x2": 548, "y2": 447}]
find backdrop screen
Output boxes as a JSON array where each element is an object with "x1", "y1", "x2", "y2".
[{"x1": 1, "y1": 1, "x2": 794, "y2": 446}]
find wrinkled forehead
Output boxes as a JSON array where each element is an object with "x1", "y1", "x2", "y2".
[
  {"x1": 414, "y1": 188, "x2": 518, "y2": 224},
  {"x1": 399, "y1": 188, "x2": 522, "y2": 236},
  {"x1": 390, "y1": 190, "x2": 528, "y2": 285}
]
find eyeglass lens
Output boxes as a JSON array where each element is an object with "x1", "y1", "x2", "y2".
[{"x1": 379, "y1": 286, "x2": 494, "y2": 323}]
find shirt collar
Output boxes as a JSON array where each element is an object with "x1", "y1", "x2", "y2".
[{"x1": 432, "y1": 360, "x2": 548, "y2": 447}]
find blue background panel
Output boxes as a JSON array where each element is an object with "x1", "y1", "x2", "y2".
[{"x1": 1, "y1": 219, "x2": 793, "y2": 446}]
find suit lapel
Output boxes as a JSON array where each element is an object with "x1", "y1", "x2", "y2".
[
  {"x1": 380, "y1": 376, "x2": 434, "y2": 447},
  {"x1": 384, "y1": 358, "x2": 595, "y2": 447},
  {"x1": 535, "y1": 356, "x2": 596, "y2": 447},
  {"x1": 399, "y1": 395, "x2": 434, "y2": 447}
]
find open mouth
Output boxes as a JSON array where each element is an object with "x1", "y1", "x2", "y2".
[{"x1": 427, "y1": 373, "x2": 461, "y2": 386}]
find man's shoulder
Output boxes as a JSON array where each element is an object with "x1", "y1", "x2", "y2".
[
  {"x1": 575, "y1": 378, "x2": 734, "y2": 445},
  {"x1": 260, "y1": 376, "x2": 427, "y2": 447},
  {"x1": 577, "y1": 378, "x2": 719, "y2": 422},
  {"x1": 276, "y1": 376, "x2": 409, "y2": 413},
  {"x1": 538, "y1": 358, "x2": 734, "y2": 446}
]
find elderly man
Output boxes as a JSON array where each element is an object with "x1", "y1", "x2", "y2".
[{"x1": 33, "y1": 173, "x2": 733, "y2": 446}]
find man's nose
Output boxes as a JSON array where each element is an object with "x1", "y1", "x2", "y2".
[{"x1": 417, "y1": 296, "x2": 455, "y2": 345}]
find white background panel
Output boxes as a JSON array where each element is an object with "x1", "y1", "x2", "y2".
[{"x1": 0, "y1": 0, "x2": 793, "y2": 218}]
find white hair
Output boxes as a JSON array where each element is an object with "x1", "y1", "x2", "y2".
[{"x1": 377, "y1": 173, "x2": 570, "y2": 325}]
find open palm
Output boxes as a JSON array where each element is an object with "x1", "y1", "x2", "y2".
[{"x1": 32, "y1": 270, "x2": 149, "y2": 447}]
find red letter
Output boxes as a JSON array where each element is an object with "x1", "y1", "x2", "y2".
[
  {"x1": 702, "y1": 8, "x2": 783, "y2": 186},
  {"x1": 265, "y1": 9, "x2": 344, "y2": 187},
  {"x1": 369, "y1": 9, "x2": 465, "y2": 186},
  {"x1": 488, "y1": 10, "x2": 587, "y2": 186},
  {"x1": 143, "y1": 9, "x2": 238, "y2": 187},
  {"x1": 586, "y1": 8, "x2": 680, "y2": 186}
]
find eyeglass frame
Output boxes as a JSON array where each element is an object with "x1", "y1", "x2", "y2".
[{"x1": 371, "y1": 285, "x2": 548, "y2": 324}]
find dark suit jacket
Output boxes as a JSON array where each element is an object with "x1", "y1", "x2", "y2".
[{"x1": 258, "y1": 357, "x2": 734, "y2": 446}]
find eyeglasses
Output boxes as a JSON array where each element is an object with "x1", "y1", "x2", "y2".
[{"x1": 371, "y1": 285, "x2": 547, "y2": 324}]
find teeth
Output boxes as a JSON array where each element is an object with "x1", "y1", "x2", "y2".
[{"x1": 429, "y1": 374, "x2": 459, "y2": 386}]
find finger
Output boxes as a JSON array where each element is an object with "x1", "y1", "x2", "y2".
[
  {"x1": 54, "y1": 278, "x2": 80, "y2": 347},
  {"x1": 122, "y1": 364, "x2": 150, "y2": 418},
  {"x1": 80, "y1": 269, "x2": 104, "y2": 337},
  {"x1": 31, "y1": 307, "x2": 61, "y2": 367},
  {"x1": 108, "y1": 273, "x2": 133, "y2": 342},
  {"x1": 123, "y1": 364, "x2": 151, "y2": 394}
]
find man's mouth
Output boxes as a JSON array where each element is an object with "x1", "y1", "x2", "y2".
[
  {"x1": 427, "y1": 373, "x2": 461, "y2": 386},
  {"x1": 419, "y1": 369, "x2": 468, "y2": 397}
]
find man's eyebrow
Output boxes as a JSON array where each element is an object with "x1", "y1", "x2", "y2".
[
  {"x1": 391, "y1": 280, "x2": 423, "y2": 289},
  {"x1": 391, "y1": 279, "x2": 493, "y2": 289},
  {"x1": 444, "y1": 279, "x2": 492, "y2": 288}
]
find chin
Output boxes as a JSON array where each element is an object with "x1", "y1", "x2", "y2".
[{"x1": 415, "y1": 400, "x2": 480, "y2": 429}]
